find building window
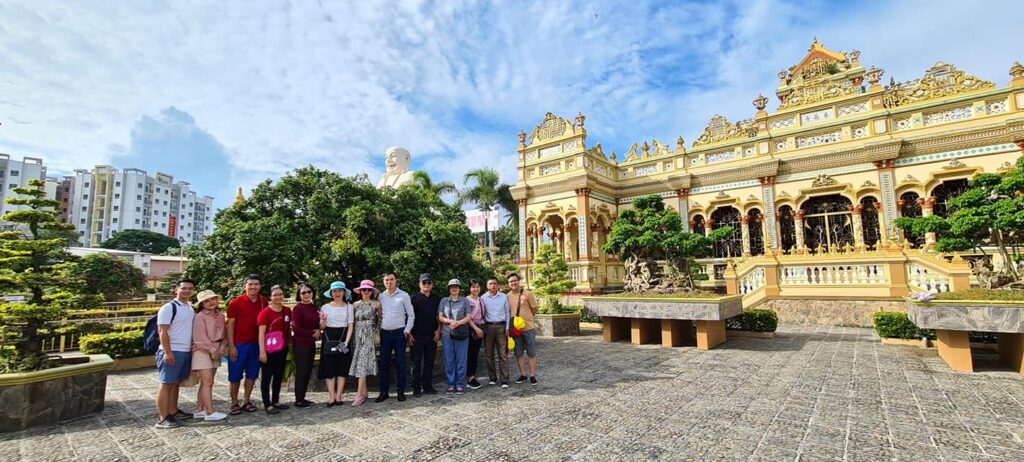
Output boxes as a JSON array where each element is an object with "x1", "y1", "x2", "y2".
[
  {"x1": 84, "y1": 182, "x2": 89, "y2": 187},
  {"x1": 163, "y1": 200, "x2": 168, "y2": 205},
  {"x1": 113, "y1": 206, "x2": 118, "y2": 211},
  {"x1": 899, "y1": 192, "x2": 925, "y2": 247},
  {"x1": 691, "y1": 215, "x2": 705, "y2": 235},
  {"x1": 778, "y1": 206, "x2": 797, "y2": 251},
  {"x1": 155, "y1": 187, "x2": 160, "y2": 193},
  {"x1": 138, "y1": 183, "x2": 143, "y2": 188},
  {"x1": 114, "y1": 193, "x2": 120, "y2": 199},
  {"x1": 80, "y1": 219, "x2": 85, "y2": 224},
  {"x1": 82, "y1": 206, "x2": 87, "y2": 211},
  {"x1": 163, "y1": 212, "x2": 167, "y2": 216},
  {"x1": 801, "y1": 194, "x2": 855, "y2": 252},
  {"x1": 10, "y1": 170, "x2": 18, "y2": 177},
  {"x1": 137, "y1": 195, "x2": 142, "y2": 200},
  {"x1": 112, "y1": 218, "x2": 118, "y2": 223},
  {"x1": 931, "y1": 179, "x2": 970, "y2": 219},
  {"x1": 860, "y1": 197, "x2": 881, "y2": 248},
  {"x1": 115, "y1": 181, "x2": 121, "y2": 187},
  {"x1": 136, "y1": 207, "x2": 141, "y2": 212},
  {"x1": 8, "y1": 184, "x2": 15, "y2": 190},
  {"x1": 135, "y1": 219, "x2": 140, "y2": 224},
  {"x1": 711, "y1": 207, "x2": 742, "y2": 258},
  {"x1": 748, "y1": 209, "x2": 764, "y2": 256}
]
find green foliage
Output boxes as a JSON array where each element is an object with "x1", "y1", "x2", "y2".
[
  {"x1": 602, "y1": 195, "x2": 724, "y2": 290},
  {"x1": 410, "y1": 171, "x2": 458, "y2": 202},
  {"x1": 186, "y1": 166, "x2": 487, "y2": 297},
  {"x1": 565, "y1": 305, "x2": 602, "y2": 323},
  {"x1": 67, "y1": 306, "x2": 160, "y2": 320},
  {"x1": 79, "y1": 330, "x2": 146, "y2": 359},
  {"x1": 157, "y1": 272, "x2": 183, "y2": 295},
  {"x1": 46, "y1": 292, "x2": 106, "y2": 310},
  {"x1": 872, "y1": 311, "x2": 933, "y2": 339},
  {"x1": 531, "y1": 244, "x2": 575, "y2": 313},
  {"x1": 494, "y1": 224, "x2": 519, "y2": 259},
  {"x1": 0, "y1": 179, "x2": 76, "y2": 372},
  {"x1": 63, "y1": 253, "x2": 146, "y2": 300},
  {"x1": 726, "y1": 309, "x2": 779, "y2": 332},
  {"x1": 99, "y1": 229, "x2": 181, "y2": 254},
  {"x1": 933, "y1": 289, "x2": 1024, "y2": 301}
]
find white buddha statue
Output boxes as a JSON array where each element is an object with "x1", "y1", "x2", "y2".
[{"x1": 377, "y1": 146, "x2": 415, "y2": 188}]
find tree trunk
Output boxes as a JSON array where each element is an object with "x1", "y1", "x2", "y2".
[{"x1": 997, "y1": 230, "x2": 1019, "y2": 279}]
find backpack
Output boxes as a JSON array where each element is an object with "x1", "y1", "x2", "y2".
[{"x1": 143, "y1": 303, "x2": 177, "y2": 354}]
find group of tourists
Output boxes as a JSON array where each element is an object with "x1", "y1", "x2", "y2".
[{"x1": 152, "y1": 272, "x2": 540, "y2": 429}]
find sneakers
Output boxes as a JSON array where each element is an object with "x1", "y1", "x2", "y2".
[
  {"x1": 501, "y1": 382, "x2": 509, "y2": 389},
  {"x1": 173, "y1": 409, "x2": 193, "y2": 420},
  {"x1": 467, "y1": 379, "x2": 482, "y2": 390},
  {"x1": 204, "y1": 412, "x2": 227, "y2": 422},
  {"x1": 515, "y1": 375, "x2": 528, "y2": 384},
  {"x1": 530, "y1": 376, "x2": 539, "y2": 385},
  {"x1": 446, "y1": 388, "x2": 455, "y2": 395},
  {"x1": 455, "y1": 389, "x2": 465, "y2": 395},
  {"x1": 154, "y1": 417, "x2": 181, "y2": 429},
  {"x1": 193, "y1": 411, "x2": 206, "y2": 419},
  {"x1": 488, "y1": 380, "x2": 497, "y2": 386}
]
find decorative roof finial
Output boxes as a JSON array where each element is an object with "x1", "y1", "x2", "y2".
[
  {"x1": 518, "y1": 130, "x2": 526, "y2": 147},
  {"x1": 753, "y1": 93, "x2": 768, "y2": 111},
  {"x1": 641, "y1": 141, "x2": 650, "y2": 158},
  {"x1": 575, "y1": 112, "x2": 586, "y2": 128},
  {"x1": 233, "y1": 187, "x2": 245, "y2": 207},
  {"x1": 1010, "y1": 61, "x2": 1024, "y2": 85},
  {"x1": 866, "y1": 66, "x2": 883, "y2": 87}
]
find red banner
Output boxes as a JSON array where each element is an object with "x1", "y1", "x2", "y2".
[{"x1": 168, "y1": 215, "x2": 177, "y2": 238}]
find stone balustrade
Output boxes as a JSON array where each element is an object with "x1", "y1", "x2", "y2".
[{"x1": 906, "y1": 262, "x2": 951, "y2": 293}]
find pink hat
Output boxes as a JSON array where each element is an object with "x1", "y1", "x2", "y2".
[{"x1": 355, "y1": 279, "x2": 379, "y2": 297}]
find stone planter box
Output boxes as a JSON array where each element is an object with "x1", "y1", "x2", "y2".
[
  {"x1": 582, "y1": 295, "x2": 743, "y2": 350},
  {"x1": 907, "y1": 299, "x2": 1024, "y2": 373},
  {"x1": 726, "y1": 330, "x2": 776, "y2": 339},
  {"x1": 880, "y1": 337, "x2": 930, "y2": 348},
  {"x1": 111, "y1": 355, "x2": 155, "y2": 371},
  {"x1": 0, "y1": 354, "x2": 114, "y2": 433},
  {"x1": 534, "y1": 313, "x2": 580, "y2": 337}
]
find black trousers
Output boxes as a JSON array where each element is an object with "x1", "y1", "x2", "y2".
[
  {"x1": 467, "y1": 333, "x2": 483, "y2": 378},
  {"x1": 293, "y1": 346, "x2": 315, "y2": 403},
  {"x1": 409, "y1": 334, "x2": 436, "y2": 392},
  {"x1": 260, "y1": 348, "x2": 288, "y2": 407}
]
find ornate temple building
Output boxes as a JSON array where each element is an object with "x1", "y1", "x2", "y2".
[{"x1": 510, "y1": 40, "x2": 1024, "y2": 299}]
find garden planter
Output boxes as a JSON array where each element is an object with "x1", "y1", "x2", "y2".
[
  {"x1": 0, "y1": 354, "x2": 114, "y2": 433},
  {"x1": 907, "y1": 300, "x2": 1024, "y2": 373},
  {"x1": 534, "y1": 313, "x2": 580, "y2": 337},
  {"x1": 726, "y1": 330, "x2": 776, "y2": 339},
  {"x1": 582, "y1": 295, "x2": 743, "y2": 350}
]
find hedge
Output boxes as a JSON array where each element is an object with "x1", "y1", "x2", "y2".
[
  {"x1": 67, "y1": 307, "x2": 161, "y2": 320},
  {"x1": 726, "y1": 309, "x2": 778, "y2": 332},
  {"x1": 79, "y1": 330, "x2": 146, "y2": 359},
  {"x1": 872, "y1": 311, "x2": 934, "y2": 339}
]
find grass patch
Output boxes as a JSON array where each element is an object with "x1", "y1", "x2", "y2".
[
  {"x1": 595, "y1": 290, "x2": 724, "y2": 299},
  {"x1": 933, "y1": 289, "x2": 1024, "y2": 302}
]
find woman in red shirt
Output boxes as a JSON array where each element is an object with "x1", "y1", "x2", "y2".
[
  {"x1": 258, "y1": 285, "x2": 292, "y2": 414},
  {"x1": 290, "y1": 284, "x2": 320, "y2": 408}
]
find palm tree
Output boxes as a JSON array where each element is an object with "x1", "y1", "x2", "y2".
[
  {"x1": 411, "y1": 171, "x2": 458, "y2": 201},
  {"x1": 458, "y1": 168, "x2": 511, "y2": 260}
]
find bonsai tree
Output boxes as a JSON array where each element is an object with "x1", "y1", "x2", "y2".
[
  {"x1": 530, "y1": 243, "x2": 575, "y2": 313},
  {"x1": 895, "y1": 154, "x2": 1024, "y2": 288},
  {"x1": 603, "y1": 194, "x2": 731, "y2": 292},
  {"x1": 0, "y1": 179, "x2": 77, "y2": 372},
  {"x1": 63, "y1": 252, "x2": 146, "y2": 301}
]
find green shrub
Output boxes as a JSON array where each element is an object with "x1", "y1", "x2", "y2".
[
  {"x1": 567, "y1": 305, "x2": 602, "y2": 323},
  {"x1": 872, "y1": 311, "x2": 934, "y2": 339},
  {"x1": 67, "y1": 307, "x2": 161, "y2": 319},
  {"x1": 79, "y1": 330, "x2": 146, "y2": 359},
  {"x1": 726, "y1": 308, "x2": 778, "y2": 332}
]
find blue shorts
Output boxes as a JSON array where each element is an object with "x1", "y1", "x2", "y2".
[
  {"x1": 156, "y1": 350, "x2": 193, "y2": 384},
  {"x1": 228, "y1": 342, "x2": 261, "y2": 383},
  {"x1": 513, "y1": 329, "x2": 538, "y2": 358}
]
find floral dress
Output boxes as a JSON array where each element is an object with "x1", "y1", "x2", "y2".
[{"x1": 349, "y1": 300, "x2": 379, "y2": 377}]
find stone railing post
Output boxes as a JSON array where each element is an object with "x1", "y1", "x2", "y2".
[
  {"x1": 723, "y1": 263, "x2": 739, "y2": 295},
  {"x1": 948, "y1": 254, "x2": 973, "y2": 292}
]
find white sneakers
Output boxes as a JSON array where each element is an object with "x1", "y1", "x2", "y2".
[
  {"x1": 204, "y1": 412, "x2": 227, "y2": 421},
  {"x1": 193, "y1": 410, "x2": 228, "y2": 421}
]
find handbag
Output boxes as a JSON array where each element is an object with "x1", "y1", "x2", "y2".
[
  {"x1": 511, "y1": 292, "x2": 525, "y2": 337},
  {"x1": 265, "y1": 316, "x2": 285, "y2": 354},
  {"x1": 321, "y1": 328, "x2": 348, "y2": 355},
  {"x1": 447, "y1": 300, "x2": 470, "y2": 340}
]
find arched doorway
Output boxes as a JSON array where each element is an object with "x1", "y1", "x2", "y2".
[
  {"x1": 931, "y1": 179, "x2": 969, "y2": 218},
  {"x1": 692, "y1": 214, "x2": 706, "y2": 236},
  {"x1": 711, "y1": 207, "x2": 742, "y2": 258},
  {"x1": 899, "y1": 192, "x2": 924, "y2": 247},
  {"x1": 778, "y1": 205, "x2": 797, "y2": 252},
  {"x1": 860, "y1": 196, "x2": 881, "y2": 248},
  {"x1": 801, "y1": 195, "x2": 854, "y2": 251},
  {"x1": 747, "y1": 209, "x2": 764, "y2": 256}
]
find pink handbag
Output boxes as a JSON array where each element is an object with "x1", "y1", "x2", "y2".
[{"x1": 264, "y1": 317, "x2": 285, "y2": 353}]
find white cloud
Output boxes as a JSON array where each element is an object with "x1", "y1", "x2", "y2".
[{"x1": 0, "y1": 0, "x2": 1021, "y2": 208}]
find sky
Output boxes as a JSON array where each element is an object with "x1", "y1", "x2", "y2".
[{"x1": 1, "y1": 0, "x2": 1022, "y2": 211}]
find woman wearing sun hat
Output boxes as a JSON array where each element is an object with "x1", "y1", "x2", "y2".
[
  {"x1": 438, "y1": 278, "x2": 472, "y2": 395},
  {"x1": 318, "y1": 281, "x2": 354, "y2": 406},
  {"x1": 348, "y1": 279, "x2": 380, "y2": 406},
  {"x1": 191, "y1": 289, "x2": 228, "y2": 421}
]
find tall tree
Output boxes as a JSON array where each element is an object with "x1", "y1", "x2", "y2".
[
  {"x1": 64, "y1": 252, "x2": 146, "y2": 300},
  {"x1": 185, "y1": 166, "x2": 488, "y2": 298},
  {"x1": 458, "y1": 168, "x2": 512, "y2": 260},
  {"x1": 410, "y1": 171, "x2": 458, "y2": 201},
  {"x1": 100, "y1": 229, "x2": 181, "y2": 254},
  {"x1": 0, "y1": 179, "x2": 77, "y2": 372}
]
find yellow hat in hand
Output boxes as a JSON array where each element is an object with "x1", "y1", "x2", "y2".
[{"x1": 507, "y1": 337, "x2": 516, "y2": 351}]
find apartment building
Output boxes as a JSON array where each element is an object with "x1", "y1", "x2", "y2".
[{"x1": 0, "y1": 154, "x2": 48, "y2": 217}]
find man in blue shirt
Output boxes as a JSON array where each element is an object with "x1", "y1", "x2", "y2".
[{"x1": 481, "y1": 276, "x2": 511, "y2": 388}]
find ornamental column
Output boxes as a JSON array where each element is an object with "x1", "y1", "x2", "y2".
[
  {"x1": 704, "y1": 219, "x2": 714, "y2": 236},
  {"x1": 850, "y1": 205, "x2": 865, "y2": 248},
  {"x1": 920, "y1": 197, "x2": 937, "y2": 246},
  {"x1": 874, "y1": 201, "x2": 888, "y2": 244},
  {"x1": 759, "y1": 177, "x2": 779, "y2": 249},
  {"x1": 676, "y1": 188, "x2": 690, "y2": 227},
  {"x1": 517, "y1": 199, "x2": 528, "y2": 261},
  {"x1": 575, "y1": 188, "x2": 591, "y2": 261},
  {"x1": 740, "y1": 216, "x2": 751, "y2": 256},
  {"x1": 874, "y1": 159, "x2": 899, "y2": 244},
  {"x1": 794, "y1": 210, "x2": 806, "y2": 250},
  {"x1": 757, "y1": 214, "x2": 769, "y2": 254}
]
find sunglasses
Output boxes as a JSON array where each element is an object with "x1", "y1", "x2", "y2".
[
  {"x1": 299, "y1": 290, "x2": 313, "y2": 295},
  {"x1": 421, "y1": 280, "x2": 433, "y2": 285},
  {"x1": 359, "y1": 288, "x2": 374, "y2": 292}
]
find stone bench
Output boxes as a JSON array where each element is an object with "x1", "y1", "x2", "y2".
[
  {"x1": 582, "y1": 295, "x2": 743, "y2": 350},
  {"x1": 907, "y1": 300, "x2": 1024, "y2": 373}
]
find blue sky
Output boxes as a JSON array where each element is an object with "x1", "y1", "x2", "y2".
[{"x1": 1, "y1": 0, "x2": 1022, "y2": 211}]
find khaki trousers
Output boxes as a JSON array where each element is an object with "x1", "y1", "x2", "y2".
[{"x1": 483, "y1": 323, "x2": 509, "y2": 383}]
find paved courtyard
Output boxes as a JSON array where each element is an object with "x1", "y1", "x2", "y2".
[{"x1": 4, "y1": 326, "x2": 1024, "y2": 461}]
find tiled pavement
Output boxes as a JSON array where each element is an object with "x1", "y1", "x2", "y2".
[{"x1": 3, "y1": 326, "x2": 1024, "y2": 461}]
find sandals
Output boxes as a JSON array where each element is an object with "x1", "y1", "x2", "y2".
[
  {"x1": 241, "y1": 401, "x2": 257, "y2": 413},
  {"x1": 229, "y1": 404, "x2": 241, "y2": 416}
]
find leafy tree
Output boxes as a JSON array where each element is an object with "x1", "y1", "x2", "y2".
[
  {"x1": 895, "y1": 154, "x2": 1024, "y2": 281},
  {"x1": 458, "y1": 168, "x2": 514, "y2": 259},
  {"x1": 0, "y1": 179, "x2": 77, "y2": 372},
  {"x1": 602, "y1": 194, "x2": 729, "y2": 291},
  {"x1": 100, "y1": 229, "x2": 181, "y2": 254},
  {"x1": 494, "y1": 223, "x2": 519, "y2": 259},
  {"x1": 410, "y1": 171, "x2": 458, "y2": 202},
  {"x1": 185, "y1": 166, "x2": 488, "y2": 299},
  {"x1": 64, "y1": 252, "x2": 146, "y2": 300},
  {"x1": 531, "y1": 244, "x2": 576, "y2": 313}
]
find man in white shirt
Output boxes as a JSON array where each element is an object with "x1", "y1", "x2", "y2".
[
  {"x1": 376, "y1": 271, "x2": 415, "y2": 402},
  {"x1": 154, "y1": 279, "x2": 196, "y2": 429}
]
